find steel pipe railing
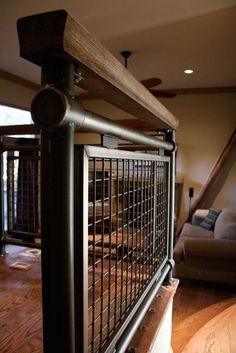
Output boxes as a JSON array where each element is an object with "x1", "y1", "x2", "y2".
[{"x1": 31, "y1": 87, "x2": 175, "y2": 152}]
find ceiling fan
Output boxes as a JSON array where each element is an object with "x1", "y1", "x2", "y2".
[{"x1": 121, "y1": 50, "x2": 176, "y2": 98}]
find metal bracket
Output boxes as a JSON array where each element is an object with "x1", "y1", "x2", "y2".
[{"x1": 101, "y1": 134, "x2": 118, "y2": 149}]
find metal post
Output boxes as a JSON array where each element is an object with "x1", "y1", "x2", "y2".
[
  {"x1": 163, "y1": 129, "x2": 176, "y2": 285},
  {"x1": 0, "y1": 139, "x2": 6, "y2": 256},
  {"x1": 40, "y1": 124, "x2": 75, "y2": 353},
  {"x1": 74, "y1": 146, "x2": 89, "y2": 353}
]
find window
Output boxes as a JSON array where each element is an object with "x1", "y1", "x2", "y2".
[
  {"x1": 0, "y1": 104, "x2": 35, "y2": 231},
  {"x1": 0, "y1": 104, "x2": 32, "y2": 126}
]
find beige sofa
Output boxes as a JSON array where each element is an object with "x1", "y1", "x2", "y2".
[{"x1": 173, "y1": 208, "x2": 236, "y2": 284}]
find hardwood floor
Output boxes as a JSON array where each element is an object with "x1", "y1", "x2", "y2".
[
  {"x1": 182, "y1": 303, "x2": 236, "y2": 353},
  {"x1": 0, "y1": 245, "x2": 42, "y2": 353},
  {"x1": 172, "y1": 279, "x2": 236, "y2": 353},
  {"x1": 1, "y1": 246, "x2": 236, "y2": 353}
]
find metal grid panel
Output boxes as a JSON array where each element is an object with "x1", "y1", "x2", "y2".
[
  {"x1": 7, "y1": 151, "x2": 40, "y2": 237},
  {"x1": 86, "y1": 152, "x2": 169, "y2": 353}
]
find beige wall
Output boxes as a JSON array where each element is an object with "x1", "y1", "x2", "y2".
[
  {"x1": 160, "y1": 93, "x2": 236, "y2": 223},
  {"x1": 1, "y1": 79, "x2": 235, "y2": 224},
  {"x1": 0, "y1": 77, "x2": 36, "y2": 110},
  {"x1": 81, "y1": 93, "x2": 236, "y2": 224}
]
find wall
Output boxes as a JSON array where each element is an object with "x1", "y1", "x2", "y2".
[
  {"x1": 160, "y1": 93, "x2": 236, "y2": 223},
  {"x1": 0, "y1": 77, "x2": 36, "y2": 110},
  {"x1": 1, "y1": 78, "x2": 235, "y2": 224}
]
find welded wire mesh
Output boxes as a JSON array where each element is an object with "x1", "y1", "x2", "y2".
[
  {"x1": 87, "y1": 154, "x2": 169, "y2": 353},
  {"x1": 7, "y1": 150, "x2": 40, "y2": 238}
]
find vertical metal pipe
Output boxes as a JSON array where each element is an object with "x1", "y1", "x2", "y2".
[
  {"x1": 74, "y1": 145, "x2": 88, "y2": 353},
  {"x1": 0, "y1": 139, "x2": 6, "y2": 256},
  {"x1": 41, "y1": 123, "x2": 75, "y2": 353},
  {"x1": 163, "y1": 129, "x2": 176, "y2": 284}
]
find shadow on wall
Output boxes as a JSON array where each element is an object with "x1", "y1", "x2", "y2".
[{"x1": 199, "y1": 142, "x2": 236, "y2": 209}]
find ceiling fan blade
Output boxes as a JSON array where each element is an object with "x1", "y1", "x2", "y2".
[
  {"x1": 149, "y1": 88, "x2": 176, "y2": 98},
  {"x1": 140, "y1": 77, "x2": 162, "y2": 88}
]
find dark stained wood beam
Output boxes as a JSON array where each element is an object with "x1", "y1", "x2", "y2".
[
  {"x1": 0, "y1": 124, "x2": 40, "y2": 135},
  {"x1": 17, "y1": 10, "x2": 178, "y2": 130}
]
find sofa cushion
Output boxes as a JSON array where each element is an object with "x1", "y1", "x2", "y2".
[
  {"x1": 199, "y1": 209, "x2": 221, "y2": 230},
  {"x1": 215, "y1": 208, "x2": 236, "y2": 239},
  {"x1": 215, "y1": 222, "x2": 236, "y2": 240},
  {"x1": 181, "y1": 222, "x2": 214, "y2": 239}
]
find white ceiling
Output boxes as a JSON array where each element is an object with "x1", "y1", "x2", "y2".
[{"x1": 1, "y1": 0, "x2": 236, "y2": 90}]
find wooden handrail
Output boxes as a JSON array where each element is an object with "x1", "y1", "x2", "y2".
[{"x1": 17, "y1": 10, "x2": 178, "y2": 131}]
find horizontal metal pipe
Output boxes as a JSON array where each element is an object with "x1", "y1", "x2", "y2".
[
  {"x1": 31, "y1": 87, "x2": 174, "y2": 151},
  {"x1": 82, "y1": 110, "x2": 174, "y2": 151},
  {"x1": 115, "y1": 262, "x2": 171, "y2": 353}
]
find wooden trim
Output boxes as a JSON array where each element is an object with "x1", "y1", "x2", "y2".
[
  {"x1": 0, "y1": 124, "x2": 40, "y2": 135},
  {"x1": 17, "y1": 10, "x2": 178, "y2": 130},
  {"x1": 161, "y1": 86, "x2": 236, "y2": 96},
  {"x1": 0, "y1": 69, "x2": 39, "y2": 91},
  {"x1": 127, "y1": 279, "x2": 179, "y2": 353}
]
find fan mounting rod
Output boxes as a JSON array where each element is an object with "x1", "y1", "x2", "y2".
[{"x1": 121, "y1": 50, "x2": 132, "y2": 68}]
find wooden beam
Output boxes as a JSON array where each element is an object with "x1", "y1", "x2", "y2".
[
  {"x1": 0, "y1": 124, "x2": 40, "y2": 135},
  {"x1": 127, "y1": 279, "x2": 179, "y2": 353},
  {"x1": 0, "y1": 69, "x2": 40, "y2": 91},
  {"x1": 17, "y1": 10, "x2": 178, "y2": 130},
  {"x1": 160, "y1": 86, "x2": 236, "y2": 96},
  {"x1": 176, "y1": 128, "x2": 236, "y2": 236},
  {"x1": 116, "y1": 119, "x2": 157, "y2": 132}
]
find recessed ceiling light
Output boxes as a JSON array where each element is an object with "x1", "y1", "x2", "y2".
[{"x1": 184, "y1": 69, "x2": 194, "y2": 74}]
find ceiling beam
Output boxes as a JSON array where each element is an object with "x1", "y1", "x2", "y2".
[
  {"x1": 161, "y1": 86, "x2": 236, "y2": 95},
  {"x1": 0, "y1": 69, "x2": 40, "y2": 91}
]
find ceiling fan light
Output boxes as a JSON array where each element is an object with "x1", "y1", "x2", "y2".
[{"x1": 184, "y1": 69, "x2": 194, "y2": 74}]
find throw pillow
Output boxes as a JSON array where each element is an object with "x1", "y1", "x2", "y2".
[{"x1": 199, "y1": 209, "x2": 221, "y2": 230}]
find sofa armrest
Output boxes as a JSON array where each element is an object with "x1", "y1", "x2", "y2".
[{"x1": 184, "y1": 238, "x2": 236, "y2": 260}]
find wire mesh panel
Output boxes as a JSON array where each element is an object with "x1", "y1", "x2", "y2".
[
  {"x1": 80, "y1": 147, "x2": 170, "y2": 353},
  {"x1": 6, "y1": 147, "x2": 40, "y2": 239}
]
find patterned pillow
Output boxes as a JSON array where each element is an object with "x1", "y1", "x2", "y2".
[{"x1": 199, "y1": 209, "x2": 221, "y2": 230}]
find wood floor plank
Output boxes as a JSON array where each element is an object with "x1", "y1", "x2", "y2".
[
  {"x1": 1, "y1": 246, "x2": 235, "y2": 353},
  {"x1": 172, "y1": 280, "x2": 236, "y2": 353},
  {"x1": 182, "y1": 303, "x2": 236, "y2": 353},
  {"x1": 0, "y1": 246, "x2": 43, "y2": 353},
  {"x1": 172, "y1": 296, "x2": 236, "y2": 353}
]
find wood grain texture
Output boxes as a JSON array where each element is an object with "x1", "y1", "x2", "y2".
[
  {"x1": 182, "y1": 303, "x2": 236, "y2": 353},
  {"x1": 17, "y1": 10, "x2": 178, "y2": 130},
  {"x1": 0, "y1": 246, "x2": 42, "y2": 353},
  {"x1": 172, "y1": 296, "x2": 236, "y2": 353},
  {"x1": 126, "y1": 279, "x2": 179, "y2": 353},
  {"x1": 1, "y1": 247, "x2": 236, "y2": 353},
  {"x1": 172, "y1": 280, "x2": 236, "y2": 353}
]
